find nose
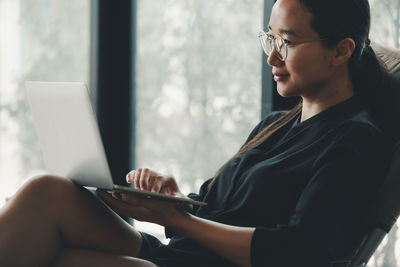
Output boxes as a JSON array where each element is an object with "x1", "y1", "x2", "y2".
[{"x1": 267, "y1": 48, "x2": 284, "y2": 67}]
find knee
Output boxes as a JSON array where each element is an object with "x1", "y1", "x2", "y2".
[
  {"x1": 21, "y1": 175, "x2": 77, "y2": 201},
  {"x1": 2, "y1": 175, "x2": 78, "y2": 216},
  {"x1": 26, "y1": 174, "x2": 69, "y2": 188}
]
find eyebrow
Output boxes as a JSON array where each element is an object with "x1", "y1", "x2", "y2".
[{"x1": 268, "y1": 25, "x2": 299, "y2": 37}]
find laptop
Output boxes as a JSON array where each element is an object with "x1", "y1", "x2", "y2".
[{"x1": 25, "y1": 81, "x2": 206, "y2": 206}]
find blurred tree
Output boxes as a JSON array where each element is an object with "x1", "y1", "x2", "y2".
[
  {"x1": 370, "y1": 0, "x2": 400, "y2": 48},
  {"x1": 0, "y1": 0, "x2": 89, "y2": 179},
  {"x1": 381, "y1": 0, "x2": 400, "y2": 48},
  {"x1": 136, "y1": 0, "x2": 263, "y2": 192}
]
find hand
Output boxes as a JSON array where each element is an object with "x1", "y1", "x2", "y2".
[
  {"x1": 126, "y1": 168, "x2": 184, "y2": 197},
  {"x1": 96, "y1": 189, "x2": 188, "y2": 227}
]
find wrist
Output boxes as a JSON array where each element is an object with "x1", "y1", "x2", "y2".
[{"x1": 165, "y1": 210, "x2": 193, "y2": 232}]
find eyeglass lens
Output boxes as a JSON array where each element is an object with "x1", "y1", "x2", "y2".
[{"x1": 259, "y1": 32, "x2": 286, "y2": 61}]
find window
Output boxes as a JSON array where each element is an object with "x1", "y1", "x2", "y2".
[
  {"x1": 0, "y1": 0, "x2": 90, "y2": 206},
  {"x1": 135, "y1": 0, "x2": 264, "y2": 240},
  {"x1": 368, "y1": 1, "x2": 400, "y2": 266},
  {"x1": 370, "y1": 0, "x2": 400, "y2": 49}
]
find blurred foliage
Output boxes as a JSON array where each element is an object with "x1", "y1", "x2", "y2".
[
  {"x1": 370, "y1": 0, "x2": 400, "y2": 48},
  {"x1": 11, "y1": 0, "x2": 90, "y2": 173},
  {"x1": 135, "y1": 0, "x2": 263, "y2": 192}
]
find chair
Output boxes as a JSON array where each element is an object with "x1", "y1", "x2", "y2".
[
  {"x1": 343, "y1": 43, "x2": 400, "y2": 267},
  {"x1": 348, "y1": 142, "x2": 400, "y2": 266}
]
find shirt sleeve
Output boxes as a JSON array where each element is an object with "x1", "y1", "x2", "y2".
[
  {"x1": 187, "y1": 178, "x2": 212, "y2": 214},
  {"x1": 250, "y1": 123, "x2": 390, "y2": 267}
]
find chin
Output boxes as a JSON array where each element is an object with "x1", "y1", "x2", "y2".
[{"x1": 276, "y1": 84, "x2": 297, "y2": 98}]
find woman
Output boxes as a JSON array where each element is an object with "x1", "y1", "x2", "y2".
[{"x1": 0, "y1": 0, "x2": 393, "y2": 266}]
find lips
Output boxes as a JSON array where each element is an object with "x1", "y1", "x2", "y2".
[
  {"x1": 272, "y1": 71, "x2": 289, "y2": 76},
  {"x1": 272, "y1": 72, "x2": 290, "y2": 82}
]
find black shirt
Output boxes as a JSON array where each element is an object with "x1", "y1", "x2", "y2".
[{"x1": 166, "y1": 96, "x2": 391, "y2": 267}]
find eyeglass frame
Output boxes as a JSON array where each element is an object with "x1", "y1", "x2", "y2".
[{"x1": 258, "y1": 30, "x2": 329, "y2": 61}]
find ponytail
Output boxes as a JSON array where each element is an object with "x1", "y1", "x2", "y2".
[
  {"x1": 349, "y1": 40, "x2": 389, "y2": 110},
  {"x1": 349, "y1": 41, "x2": 393, "y2": 139}
]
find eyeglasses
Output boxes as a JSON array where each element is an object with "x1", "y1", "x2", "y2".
[{"x1": 258, "y1": 31, "x2": 328, "y2": 61}]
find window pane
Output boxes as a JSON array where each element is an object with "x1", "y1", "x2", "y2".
[
  {"x1": 370, "y1": 0, "x2": 400, "y2": 48},
  {"x1": 0, "y1": 0, "x2": 90, "y2": 206},
  {"x1": 136, "y1": 0, "x2": 263, "y2": 240},
  {"x1": 368, "y1": 1, "x2": 400, "y2": 266}
]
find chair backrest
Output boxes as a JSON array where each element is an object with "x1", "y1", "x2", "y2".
[
  {"x1": 349, "y1": 142, "x2": 400, "y2": 267},
  {"x1": 347, "y1": 43, "x2": 400, "y2": 267},
  {"x1": 373, "y1": 42, "x2": 400, "y2": 78}
]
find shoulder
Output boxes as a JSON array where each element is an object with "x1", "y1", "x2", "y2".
[
  {"x1": 316, "y1": 110, "x2": 391, "y2": 167},
  {"x1": 332, "y1": 109, "x2": 386, "y2": 143}
]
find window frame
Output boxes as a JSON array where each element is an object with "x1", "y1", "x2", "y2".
[{"x1": 90, "y1": 0, "x2": 136, "y2": 185}]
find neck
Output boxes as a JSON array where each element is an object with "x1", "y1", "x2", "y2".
[{"x1": 300, "y1": 70, "x2": 354, "y2": 122}]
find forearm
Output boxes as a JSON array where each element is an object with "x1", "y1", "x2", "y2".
[{"x1": 168, "y1": 214, "x2": 255, "y2": 267}]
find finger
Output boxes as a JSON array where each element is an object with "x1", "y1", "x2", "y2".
[
  {"x1": 125, "y1": 171, "x2": 131, "y2": 183},
  {"x1": 126, "y1": 170, "x2": 135, "y2": 183},
  {"x1": 97, "y1": 190, "x2": 121, "y2": 206},
  {"x1": 120, "y1": 193, "x2": 144, "y2": 205},
  {"x1": 120, "y1": 193, "x2": 164, "y2": 211},
  {"x1": 112, "y1": 191, "x2": 122, "y2": 200},
  {"x1": 97, "y1": 189, "x2": 113, "y2": 200},
  {"x1": 140, "y1": 168, "x2": 149, "y2": 191},
  {"x1": 103, "y1": 192, "x2": 156, "y2": 221},
  {"x1": 151, "y1": 179, "x2": 162, "y2": 193},
  {"x1": 97, "y1": 190, "x2": 140, "y2": 215},
  {"x1": 143, "y1": 169, "x2": 152, "y2": 191},
  {"x1": 135, "y1": 168, "x2": 142, "y2": 189},
  {"x1": 147, "y1": 173, "x2": 156, "y2": 191},
  {"x1": 164, "y1": 177, "x2": 179, "y2": 192}
]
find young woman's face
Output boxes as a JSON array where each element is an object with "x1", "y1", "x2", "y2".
[{"x1": 267, "y1": 0, "x2": 334, "y2": 98}]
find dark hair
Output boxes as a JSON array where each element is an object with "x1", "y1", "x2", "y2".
[
  {"x1": 208, "y1": 0, "x2": 390, "y2": 189},
  {"x1": 298, "y1": 0, "x2": 389, "y2": 122}
]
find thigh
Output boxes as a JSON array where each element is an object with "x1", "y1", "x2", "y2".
[
  {"x1": 52, "y1": 248, "x2": 158, "y2": 267},
  {"x1": 49, "y1": 177, "x2": 144, "y2": 256},
  {"x1": 0, "y1": 175, "x2": 143, "y2": 264}
]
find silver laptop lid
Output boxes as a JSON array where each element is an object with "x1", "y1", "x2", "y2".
[{"x1": 25, "y1": 81, "x2": 114, "y2": 190}]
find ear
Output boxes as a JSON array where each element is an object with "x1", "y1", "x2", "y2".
[{"x1": 331, "y1": 38, "x2": 356, "y2": 66}]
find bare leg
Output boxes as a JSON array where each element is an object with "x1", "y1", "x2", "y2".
[
  {"x1": 0, "y1": 176, "x2": 151, "y2": 266},
  {"x1": 52, "y1": 248, "x2": 157, "y2": 267}
]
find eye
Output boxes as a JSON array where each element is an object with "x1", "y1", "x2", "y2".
[{"x1": 283, "y1": 38, "x2": 293, "y2": 45}]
